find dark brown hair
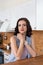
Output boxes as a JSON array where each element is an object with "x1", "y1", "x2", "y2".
[{"x1": 14, "y1": 18, "x2": 32, "y2": 37}]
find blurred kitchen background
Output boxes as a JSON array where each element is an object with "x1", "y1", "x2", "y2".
[{"x1": 0, "y1": 0, "x2": 43, "y2": 64}]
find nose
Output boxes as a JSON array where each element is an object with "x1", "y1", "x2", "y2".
[{"x1": 21, "y1": 25, "x2": 24, "y2": 28}]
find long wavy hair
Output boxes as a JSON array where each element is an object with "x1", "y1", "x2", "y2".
[{"x1": 14, "y1": 18, "x2": 32, "y2": 37}]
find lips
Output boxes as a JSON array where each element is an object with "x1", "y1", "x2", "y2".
[{"x1": 21, "y1": 29, "x2": 24, "y2": 31}]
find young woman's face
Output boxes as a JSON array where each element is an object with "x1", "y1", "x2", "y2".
[{"x1": 18, "y1": 20, "x2": 27, "y2": 35}]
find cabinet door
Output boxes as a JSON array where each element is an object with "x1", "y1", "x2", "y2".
[{"x1": 37, "y1": 0, "x2": 43, "y2": 30}]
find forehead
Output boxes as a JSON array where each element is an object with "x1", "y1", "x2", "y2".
[{"x1": 18, "y1": 20, "x2": 26, "y2": 24}]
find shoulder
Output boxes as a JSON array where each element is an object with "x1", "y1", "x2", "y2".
[
  {"x1": 26, "y1": 35, "x2": 35, "y2": 46},
  {"x1": 10, "y1": 35, "x2": 17, "y2": 41},
  {"x1": 27, "y1": 35, "x2": 34, "y2": 40},
  {"x1": 26, "y1": 36, "x2": 32, "y2": 45},
  {"x1": 26, "y1": 36, "x2": 31, "y2": 41},
  {"x1": 30, "y1": 35, "x2": 35, "y2": 50},
  {"x1": 31, "y1": 35, "x2": 35, "y2": 42}
]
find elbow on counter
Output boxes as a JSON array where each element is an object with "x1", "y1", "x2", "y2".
[
  {"x1": 16, "y1": 54, "x2": 21, "y2": 60},
  {"x1": 32, "y1": 52, "x2": 37, "y2": 57},
  {"x1": 16, "y1": 56, "x2": 21, "y2": 60}
]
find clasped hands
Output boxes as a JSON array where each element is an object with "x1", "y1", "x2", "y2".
[{"x1": 17, "y1": 33, "x2": 28, "y2": 46}]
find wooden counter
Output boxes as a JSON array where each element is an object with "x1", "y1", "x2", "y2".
[{"x1": 1, "y1": 55, "x2": 43, "y2": 65}]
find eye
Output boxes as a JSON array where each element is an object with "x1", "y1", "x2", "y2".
[
  {"x1": 23, "y1": 24, "x2": 26, "y2": 26},
  {"x1": 18, "y1": 24, "x2": 21, "y2": 27}
]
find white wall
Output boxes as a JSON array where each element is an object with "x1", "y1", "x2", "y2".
[
  {"x1": 0, "y1": 0, "x2": 36, "y2": 32},
  {"x1": 37, "y1": 0, "x2": 43, "y2": 30},
  {"x1": 10, "y1": 0, "x2": 36, "y2": 30}
]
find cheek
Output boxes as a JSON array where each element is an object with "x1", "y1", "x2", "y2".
[{"x1": 24, "y1": 27, "x2": 27, "y2": 31}]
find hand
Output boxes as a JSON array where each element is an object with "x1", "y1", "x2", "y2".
[
  {"x1": 17, "y1": 33, "x2": 25, "y2": 43},
  {"x1": 25, "y1": 41, "x2": 28, "y2": 45}
]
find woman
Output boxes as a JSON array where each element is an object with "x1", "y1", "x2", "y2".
[{"x1": 8, "y1": 18, "x2": 36, "y2": 62}]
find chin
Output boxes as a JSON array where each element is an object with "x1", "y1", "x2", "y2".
[{"x1": 20, "y1": 32, "x2": 25, "y2": 35}]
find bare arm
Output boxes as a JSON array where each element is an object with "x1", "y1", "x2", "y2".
[
  {"x1": 10, "y1": 35, "x2": 24, "y2": 60},
  {"x1": 24, "y1": 35, "x2": 36, "y2": 57}
]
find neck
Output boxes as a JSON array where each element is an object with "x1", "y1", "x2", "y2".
[{"x1": 21, "y1": 33, "x2": 26, "y2": 38}]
